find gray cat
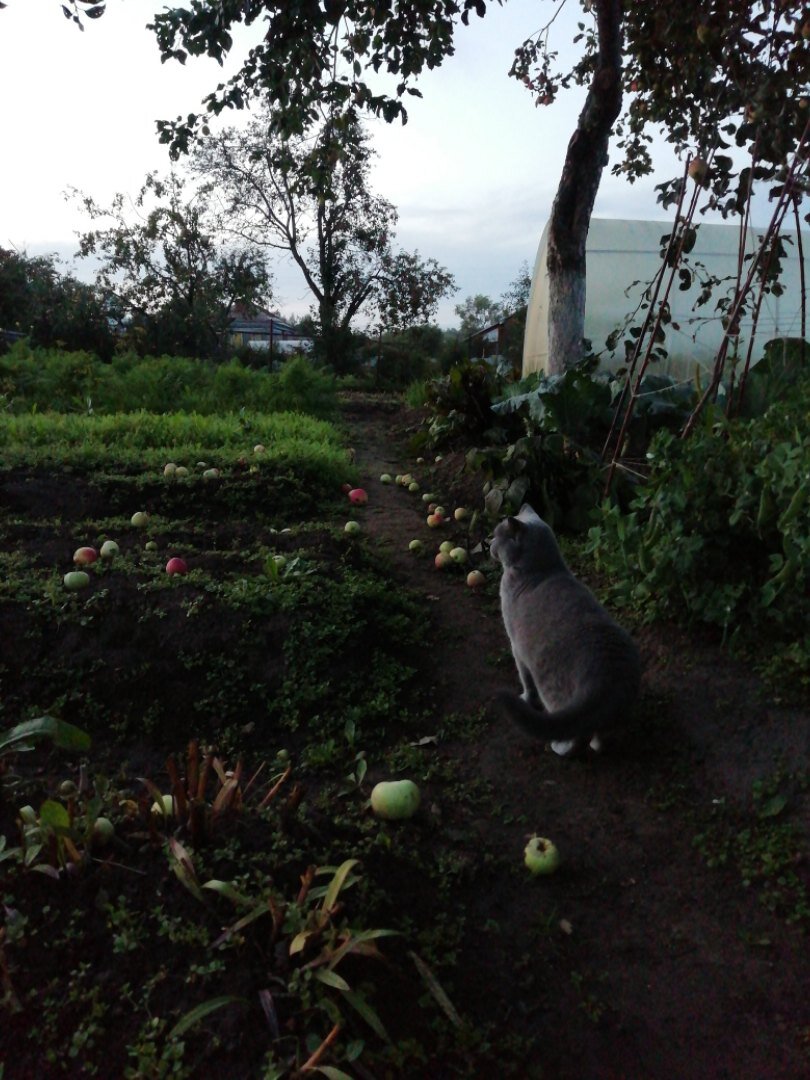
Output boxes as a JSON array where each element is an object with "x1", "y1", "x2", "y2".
[{"x1": 490, "y1": 504, "x2": 641, "y2": 756}]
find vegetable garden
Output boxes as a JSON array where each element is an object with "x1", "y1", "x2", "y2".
[{"x1": 1, "y1": 346, "x2": 809, "y2": 1077}]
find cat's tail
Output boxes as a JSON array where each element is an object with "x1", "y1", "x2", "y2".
[{"x1": 493, "y1": 689, "x2": 623, "y2": 742}]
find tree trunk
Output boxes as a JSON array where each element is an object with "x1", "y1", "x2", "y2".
[{"x1": 546, "y1": 0, "x2": 623, "y2": 374}]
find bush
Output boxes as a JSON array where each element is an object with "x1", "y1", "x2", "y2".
[
  {"x1": 0, "y1": 345, "x2": 337, "y2": 420},
  {"x1": 587, "y1": 379, "x2": 810, "y2": 680}
]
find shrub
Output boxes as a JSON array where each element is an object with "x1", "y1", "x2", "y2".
[{"x1": 587, "y1": 379, "x2": 810, "y2": 680}]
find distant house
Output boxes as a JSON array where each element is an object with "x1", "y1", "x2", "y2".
[
  {"x1": 466, "y1": 310, "x2": 526, "y2": 372},
  {"x1": 228, "y1": 307, "x2": 311, "y2": 355}
]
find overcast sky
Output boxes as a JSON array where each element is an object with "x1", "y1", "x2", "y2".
[{"x1": 2, "y1": 0, "x2": 688, "y2": 327}]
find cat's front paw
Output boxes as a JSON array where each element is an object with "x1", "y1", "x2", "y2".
[{"x1": 550, "y1": 739, "x2": 578, "y2": 757}]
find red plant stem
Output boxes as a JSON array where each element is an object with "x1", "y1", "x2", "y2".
[{"x1": 298, "y1": 1023, "x2": 342, "y2": 1073}]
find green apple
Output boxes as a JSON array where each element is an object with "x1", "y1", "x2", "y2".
[
  {"x1": 454, "y1": 507, "x2": 470, "y2": 522},
  {"x1": 344, "y1": 520, "x2": 361, "y2": 535},
  {"x1": 163, "y1": 462, "x2": 177, "y2": 477},
  {"x1": 145, "y1": 540, "x2": 158, "y2": 552},
  {"x1": 202, "y1": 468, "x2": 221, "y2": 479},
  {"x1": 422, "y1": 493, "x2": 436, "y2": 503},
  {"x1": 254, "y1": 444, "x2": 266, "y2": 454},
  {"x1": 439, "y1": 540, "x2": 454, "y2": 554},
  {"x1": 92, "y1": 817, "x2": 115, "y2": 846},
  {"x1": 380, "y1": 473, "x2": 393, "y2": 484},
  {"x1": 408, "y1": 539, "x2": 424, "y2": 554},
  {"x1": 408, "y1": 481, "x2": 420, "y2": 493},
  {"x1": 131, "y1": 511, "x2": 149, "y2": 528},
  {"x1": 370, "y1": 779, "x2": 421, "y2": 821},
  {"x1": 99, "y1": 540, "x2": 119, "y2": 559},
  {"x1": 64, "y1": 571, "x2": 90, "y2": 591},
  {"x1": 175, "y1": 466, "x2": 189, "y2": 478},
  {"x1": 449, "y1": 547, "x2": 468, "y2": 564},
  {"x1": 524, "y1": 835, "x2": 560, "y2": 875},
  {"x1": 434, "y1": 506, "x2": 446, "y2": 517}
]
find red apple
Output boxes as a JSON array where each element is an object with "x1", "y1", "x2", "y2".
[
  {"x1": 348, "y1": 488, "x2": 368, "y2": 505},
  {"x1": 73, "y1": 546, "x2": 98, "y2": 566},
  {"x1": 166, "y1": 557, "x2": 188, "y2": 576}
]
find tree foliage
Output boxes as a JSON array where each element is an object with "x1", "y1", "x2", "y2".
[
  {"x1": 72, "y1": 172, "x2": 271, "y2": 359},
  {"x1": 147, "y1": 1, "x2": 499, "y2": 156},
  {"x1": 0, "y1": 248, "x2": 115, "y2": 359},
  {"x1": 190, "y1": 112, "x2": 454, "y2": 369}
]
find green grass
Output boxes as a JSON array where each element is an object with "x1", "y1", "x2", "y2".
[{"x1": 0, "y1": 409, "x2": 348, "y2": 475}]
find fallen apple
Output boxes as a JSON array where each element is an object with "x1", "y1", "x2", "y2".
[
  {"x1": 449, "y1": 547, "x2": 468, "y2": 565},
  {"x1": 433, "y1": 506, "x2": 446, "y2": 518},
  {"x1": 435, "y1": 552, "x2": 453, "y2": 569},
  {"x1": 439, "y1": 540, "x2": 454, "y2": 555},
  {"x1": 395, "y1": 474, "x2": 404, "y2": 486},
  {"x1": 524, "y1": 835, "x2": 560, "y2": 876},
  {"x1": 196, "y1": 461, "x2": 208, "y2": 469},
  {"x1": 370, "y1": 779, "x2": 421, "y2": 821},
  {"x1": 421, "y1": 493, "x2": 436, "y2": 503},
  {"x1": 254, "y1": 444, "x2": 266, "y2": 454},
  {"x1": 272, "y1": 554, "x2": 287, "y2": 569},
  {"x1": 344, "y1": 520, "x2": 361, "y2": 535},
  {"x1": 202, "y1": 468, "x2": 220, "y2": 479},
  {"x1": 380, "y1": 473, "x2": 393, "y2": 484},
  {"x1": 408, "y1": 481, "x2": 420, "y2": 493},
  {"x1": 73, "y1": 546, "x2": 98, "y2": 566},
  {"x1": 348, "y1": 488, "x2": 368, "y2": 505},
  {"x1": 99, "y1": 540, "x2": 119, "y2": 559},
  {"x1": 163, "y1": 462, "x2": 177, "y2": 477},
  {"x1": 131, "y1": 511, "x2": 149, "y2": 528},
  {"x1": 466, "y1": 569, "x2": 486, "y2": 588},
  {"x1": 408, "y1": 539, "x2": 424, "y2": 554},
  {"x1": 435, "y1": 455, "x2": 443, "y2": 463},
  {"x1": 144, "y1": 540, "x2": 158, "y2": 552},
  {"x1": 175, "y1": 466, "x2": 189, "y2": 478},
  {"x1": 166, "y1": 557, "x2": 188, "y2": 576},
  {"x1": 454, "y1": 507, "x2": 470, "y2": 522},
  {"x1": 426, "y1": 513, "x2": 444, "y2": 528},
  {"x1": 92, "y1": 817, "x2": 115, "y2": 846},
  {"x1": 64, "y1": 570, "x2": 90, "y2": 591}
]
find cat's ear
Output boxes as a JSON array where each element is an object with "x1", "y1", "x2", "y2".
[
  {"x1": 517, "y1": 504, "x2": 543, "y2": 524},
  {"x1": 507, "y1": 516, "x2": 525, "y2": 535}
]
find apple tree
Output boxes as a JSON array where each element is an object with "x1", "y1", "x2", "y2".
[{"x1": 72, "y1": 172, "x2": 272, "y2": 359}]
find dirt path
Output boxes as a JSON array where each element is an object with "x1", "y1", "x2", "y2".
[{"x1": 342, "y1": 393, "x2": 810, "y2": 1080}]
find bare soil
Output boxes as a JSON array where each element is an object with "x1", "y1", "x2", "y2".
[{"x1": 1, "y1": 392, "x2": 809, "y2": 1078}]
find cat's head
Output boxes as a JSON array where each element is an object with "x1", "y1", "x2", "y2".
[{"x1": 490, "y1": 504, "x2": 566, "y2": 572}]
